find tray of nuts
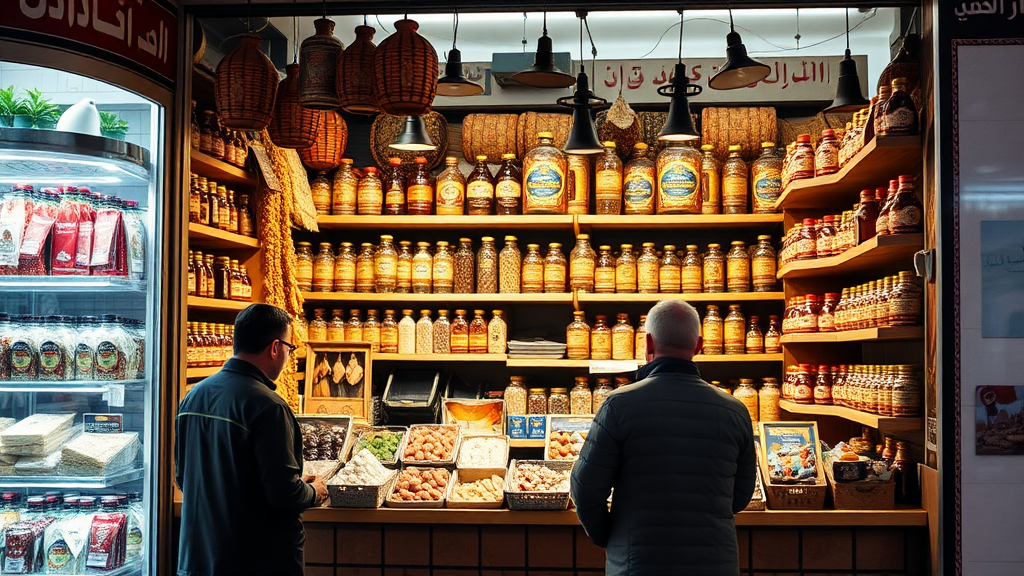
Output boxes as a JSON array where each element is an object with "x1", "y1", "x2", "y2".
[
  {"x1": 401, "y1": 424, "x2": 461, "y2": 466},
  {"x1": 504, "y1": 459, "x2": 573, "y2": 510},
  {"x1": 386, "y1": 466, "x2": 452, "y2": 508},
  {"x1": 447, "y1": 469, "x2": 506, "y2": 509}
]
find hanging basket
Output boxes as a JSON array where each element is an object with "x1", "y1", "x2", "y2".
[
  {"x1": 298, "y1": 18, "x2": 344, "y2": 110},
  {"x1": 373, "y1": 19, "x2": 438, "y2": 116},
  {"x1": 268, "y1": 64, "x2": 322, "y2": 149},
  {"x1": 516, "y1": 112, "x2": 571, "y2": 159},
  {"x1": 215, "y1": 35, "x2": 278, "y2": 130},
  {"x1": 461, "y1": 114, "x2": 519, "y2": 161},
  {"x1": 369, "y1": 111, "x2": 448, "y2": 171},
  {"x1": 338, "y1": 25, "x2": 379, "y2": 114},
  {"x1": 299, "y1": 111, "x2": 348, "y2": 171}
]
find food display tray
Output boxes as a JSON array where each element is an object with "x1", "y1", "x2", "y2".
[
  {"x1": 504, "y1": 459, "x2": 573, "y2": 511},
  {"x1": 296, "y1": 415, "x2": 353, "y2": 463},
  {"x1": 351, "y1": 426, "x2": 409, "y2": 468},
  {"x1": 447, "y1": 468, "x2": 507, "y2": 509},
  {"x1": 385, "y1": 466, "x2": 453, "y2": 508},
  {"x1": 400, "y1": 424, "x2": 462, "y2": 467},
  {"x1": 456, "y1": 434, "x2": 510, "y2": 470},
  {"x1": 327, "y1": 469, "x2": 398, "y2": 509}
]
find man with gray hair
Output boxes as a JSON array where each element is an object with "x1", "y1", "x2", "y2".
[{"x1": 571, "y1": 299, "x2": 756, "y2": 576}]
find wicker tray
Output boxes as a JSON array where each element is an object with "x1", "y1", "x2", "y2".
[
  {"x1": 351, "y1": 426, "x2": 409, "y2": 468},
  {"x1": 504, "y1": 459, "x2": 573, "y2": 511},
  {"x1": 823, "y1": 455, "x2": 894, "y2": 510},
  {"x1": 456, "y1": 434, "x2": 509, "y2": 470},
  {"x1": 401, "y1": 424, "x2": 461, "y2": 467},
  {"x1": 446, "y1": 468, "x2": 507, "y2": 509},
  {"x1": 327, "y1": 469, "x2": 398, "y2": 508},
  {"x1": 385, "y1": 466, "x2": 452, "y2": 508}
]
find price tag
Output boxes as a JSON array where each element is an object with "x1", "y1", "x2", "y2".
[
  {"x1": 85, "y1": 414, "x2": 124, "y2": 433},
  {"x1": 105, "y1": 384, "x2": 125, "y2": 408},
  {"x1": 248, "y1": 144, "x2": 282, "y2": 191},
  {"x1": 588, "y1": 360, "x2": 639, "y2": 374}
]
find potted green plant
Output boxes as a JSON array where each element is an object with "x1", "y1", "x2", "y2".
[
  {"x1": 0, "y1": 86, "x2": 31, "y2": 128},
  {"x1": 24, "y1": 88, "x2": 59, "y2": 129},
  {"x1": 99, "y1": 111, "x2": 130, "y2": 140}
]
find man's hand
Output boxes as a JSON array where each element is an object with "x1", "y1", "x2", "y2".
[{"x1": 308, "y1": 474, "x2": 329, "y2": 506}]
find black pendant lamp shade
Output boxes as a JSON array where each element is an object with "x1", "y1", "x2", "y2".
[
  {"x1": 389, "y1": 115, "x2": 436, "y2": 151},
  {"x1": 708, "y1": 11, "x2": 771, "y2": 91},
  {"x1": 825, "y1": 10, "x2": 869, "y2": 113},
  {"x1": 557, "y1": 70, "x2": 608, "y2": 155},
  {"x1": 658, "y1": 64, "x2": 701, "y2": 141},
  {"x1": 438, "y1": 48, "x2": 484, "y2": 96},
  {"x1": 512, "y1": 14, "x2": 577, "y2": 89}
]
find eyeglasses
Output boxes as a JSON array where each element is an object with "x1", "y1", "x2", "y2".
[{"x1": 276, "y1": 339, "x2": 298, "y2": 353}]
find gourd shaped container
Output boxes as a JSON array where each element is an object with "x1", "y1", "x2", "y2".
[
  {"x1": 298, "y1": 18, "x2": 345, "y2": 110},
  {"x1": 372, "y1": 19, "x2": 438, "y2": 116},
  {"x1": 300, "y1": 111, "x2": 348, "y2": 171},
  {"x1": 337, "y1": 25, "x2": 380, "y2": 114},
  {"x1": 268, "y1": 64, "x2": 323, "y2": 149},
  {"x1": 215, "y1": 35, "x2": 278, "y2": 130}
]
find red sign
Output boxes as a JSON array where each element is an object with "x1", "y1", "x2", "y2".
[{"x1": 2, "y1": 0, "x2": 177, "y2": 83}]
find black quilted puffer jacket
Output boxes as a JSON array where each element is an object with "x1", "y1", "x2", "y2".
[{"x1": 570, "y1": 356, "x2": 756, "y2": 576}]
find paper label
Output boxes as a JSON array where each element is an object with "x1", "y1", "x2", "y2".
[{"x1": 85, "y1": 413, "x2": 124, "y2": 433}]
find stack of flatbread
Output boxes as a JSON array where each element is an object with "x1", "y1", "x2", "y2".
[
  {"x1": 0, "y1": 413, "x2": 78, "y2": 456},
  {"x1": 61, "y1": 432, "x2": 140, "y2": 476}
]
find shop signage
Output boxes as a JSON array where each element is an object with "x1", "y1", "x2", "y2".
[
  {"x1": 948, "y1": 1, "x2": 1024, "y2": 38},
  {"x1": 3, "y1": 0, "x2": 177, "y2": 83},
  {"x1": 434, "y1": 55, "x2": 867, "y2": 107}
]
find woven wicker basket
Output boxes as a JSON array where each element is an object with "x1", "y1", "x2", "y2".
[
  {"x1": 327, "y1": 470, "x2": 398, "y2": 508},
  {"x1": 516, "y1": 112, "x2": 571, "y2": 159},
  {"x1": 298, "y1": 18, "x2": 344, "y2": 110},
  {"x1": 461, "y1": 114, "x2": 519, "y2": 161},
  {"x1": 268, "y1": 64, "x2": 322, "y2": 149},
  {"x1": 504, "y1": 459, "x2": 573, "y2": 511},
  {"x1": 369, "y1": 111, "x2": 448, "y2": 170},
  {"x1": 701, "y1": 107, "x2": 777, "y2": 162},
  {"x1": 215, "y1": 35, "x2": 278, "y2": 130},
  {"x1": 299, "y1": 110, "x2": 348, "y2": 171},
  {"x1": 373, "y1": 19, "x2": 438, "y2": 116},
  {"x1": 337, "y1": 25, "x2": 379, "y2": 115}
]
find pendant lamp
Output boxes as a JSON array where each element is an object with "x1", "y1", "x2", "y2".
[
  {"x1": 337, "y1": 22, "x2": 379, "y2": 114},
  {"x1": 389, "y1": 115, "x2": 436, "y2": 151},
  {"x1": 512, "y1": 12, "x2": 577, "y2": 89},
  {"x1": 708, "y1": 7, "x2": 771, "y2": 91},
  {"x1": 214, "y1": 35, "x2": 278, "y2": 130},
  {"x1": 825, "y1": 8, "x2": 870, "y2": 114},
  {"x1": 299, "y1": 110, "x2": 348, "y2": 171},
  {"x1": 558, "y1": 13, "x2": 607, "y2": 155},
  {"x1": 658, "y1": 12, "x2": 701, "y2": 142},
  {"x1": 298, "y1": 15, "x2": 345, "y2": 110},
  {"x1": 437, "y1": 10, "x2": 484, "y2": 97},
  {"x1": 373, "y1": 18, "x2": 438, "y2": 116}
]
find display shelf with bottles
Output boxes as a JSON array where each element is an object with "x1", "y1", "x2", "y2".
[
  {"x1": 781, "y1": 326, "x2": 924, "y2": 344},
  {"x1": 0, "y1": 467, "x2": 145, "y2": 490},
  {"x1": 504, "y1": 354, "x2": 784, "y2": 369},
  {"x1": 374, "y1": 353, "x2": 508, "y2": 363},
  {"x1": 576, "y1": 292, "x2": 784, "y2": 303},
  {"x1": 188, "y1": 222, "x2": 260, "y2": 250},
  {"x1": 778, "y1": 399, "x2": 923, "y2": 434},
  {"x1": 300, "y1": 292, "x2": 574, "y2": 304},
  {"x1": 576, "y1": 214, "x2": 784, "y2": 229},
  {"x1": 778, "y1": 233, "x2": 924, "y2": 279},
  {"x1": 317, "y1": 215, "x2": 575, "y2": 230},
  {"x1": 186, "y1": 295, "x2": 251, "y2": 311},
  {"x1": 190, "y1": 148, "x2": 257, "y2": 188}
]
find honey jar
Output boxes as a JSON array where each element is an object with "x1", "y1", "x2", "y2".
[
  {"x1": 566, "y1": 311, "x2": 591, "y2": 360},
  {"x1": 726, "y1": 240, "x2": 751, "y2": 293},
  {"x1": 594, "y1": 245, "x2": 617, "y2": 294},
  {"x1": 313, "y1": 242, "x2": 335, "y2": 292},
  {"x1": 637, "y1": 243, "x2": 660, "y2": 294},
  {"x1": 521, "y1": 244, "x2": 545, "y2": 294},
  {"x1": 374, "y1": 235, "x2": 398, "y2": 293},
  {"x1": 681, "y1": 245, "x2": 702, "y2": 293},
  {"x1": 432, "y1": 241, "x2": 455, "y2": 294},
  {"x1": 356, "y1": 243, "x2": 375, "y2": 293},
  {"x1": 570, "y1": 234, "x2": 597, "y2": 293},
  {"x1": 523, "y1": 132, "x2": 567, "y2": 214},
  {"x1": 702, "y1": 305, "x2": 724, "y2": 355},
  {"x1": 544, "y1": 243, "x2": 567, "y2": 293},
  {"x1": 703, "y1": 243, "x2": 725, "y2": 293},
  {"x1": 333, "y1": 242, "x2": 357, "y2": 292},
  {"x1": 611, "y1": 313, "x2": 635, "y2": 360},
  {"x1": 412, "y1": 242, "x2": 433, "y2": 294},
  {"x1": 616, "y1": 244, "x2": 638, "y2": 294},
  {"x1": 590, "y1": 315, "x2": 612, "y2": 360}
]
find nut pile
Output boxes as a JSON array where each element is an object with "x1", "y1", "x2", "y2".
[
  {"x1": 456, "y1": 436, "x2": 507, "y2": 469},
  {"x1": 451, "y1": 475, "x2": 505, "y2": 502},
  {"x1": 402, "y1": 425, "x2": 458, "y2": 462},
  {"x1": 390, "y1": 467, "x2": 450, "y2": 502},
  {"x1": 299, "y1": 421, "x2": 348, "y2": 461},
  {"x1": 547, "y1": 430, "x2": 587, "y2": 460},
  {"x1": 510, "y1": 462, "x2": 570, "y2": 492}
]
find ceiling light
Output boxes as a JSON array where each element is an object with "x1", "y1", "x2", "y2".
[
  {"x1": 389, "y1": 115, "x2": 436, "y2": 151},
  {"x1": 825, "y1": 8, "x2": 870, "y2": 114},
  {"x1": 512, "y1": 12, "x2": 577, "y2": 89},
  {"x1": 437, "y1": 10, "x2": 484, "y2": 97},
  {"x1": 658, "y1": 11, "x2": 701, "y2": 142},
  {"x1": 558, "y1": 12, "x2": 607, "y2": 155},
  {"x1": 709, "y1": 7, "x2": 771, "y2": 90}
]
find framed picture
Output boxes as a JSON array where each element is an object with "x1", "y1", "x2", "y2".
[
  {"x1": 976, "y1": 386, "x2": 1024, "y2": 455},
  {"x1": 303, "y1": 342, "x2": 372, "y2": 418}
]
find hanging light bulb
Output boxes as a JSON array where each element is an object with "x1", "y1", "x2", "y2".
[
  {"x1": 708, "y1": 6, "x2": 771, "y2": 90},
  {"x1": 658, "y1": 11, "x2": 701, "y2": 142},
  {"x1": 437, "y1": 9, "x2": 484, "y2": 97},
  {"x1": 390, "y1": 115, "x2": 436, "y2": 151},
  {"x1": 825, "y1": 8, "x2": 870, "y2": 113},
  {"x1": 558, "y1": 12, "x2": 607, "y2": 155},
  {"x1": 512, "y1": 12, "x2": 577, "y2": 89}
]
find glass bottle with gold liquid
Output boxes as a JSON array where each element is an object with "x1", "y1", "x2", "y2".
[
  {"x1": 356, "y1": 243, "x2": 375, "y2": 293},
  {"x1": 745, "y1": 315, "x2": 764, "y2": 354},
  {"x1": 374, "y1": 235, "x2": 398, "y2": 293},
  {"x1": 722, "y1": 145, "x2": 749, "y2": 215},
  {"x1": 381, "y1": 310, "x2": 399, "y2": 353},
  {"x1": 523, "y1": 132, "x2": 567, "y2": 214},
  {"x1": 566, "y1": 311, "x2": 591, "y2": 360},
  {"x1": 309, "y1": 308, "x2": 328, "y2": 342},
  {"x1": 703, "y1": 243, "x2": 726, "y2": 293},
  {"x1": 590, "y1": 315, "x2": 612, "y2": 360},
  {"x1": 499, "y1": 236, "x2": 521, "y2": 294},
  {"x1": 521, "y1": 244, "x2": 545, "y2": 294},
  {"x1": 363, "y1": 310, "x2": 381, "y2": 351},
  {"x1": 764, "y1": 315, "x2": 782, "y2": 353},
  {"x1": 611, "y1": 314, "x2": 635, "y2": 360},
  {"x1": 310, "y1": 171, "x2": 332, "y2": 215},
  {"x1": 477, "y1": 236, "x2": 498, "y2": 294},
  {"x1": 700, "y1": 144, "x2": 721, "y2": 214},
  {"x1": 702, "y1": 305, "x2": 724, "y2": 355},
  {"x1": 570, "y1": 234, "x2": 597, "y2": 293},
  {"x1": 616, "y1": 244, "x2": 638, "y2": 294},
  {"x1": 412, "y1": 242, "x2": 433, "y2": 294},
  {"x1": 407, "y1": 157, "x2": 433, "y2": 215},
  {"x1": 357, "y1": 166, "x2": 383, "y2": 215},
  {"x1": 295, "y1": 242, "x2": 314, "y2": 291},
  {"x1": 751, "y1": 235, "x2": 777, "y2": 292},
  {"x1": 345, "y1": 309, "x2": 364, "y2": 342},
  {"x1": 595, "y1": 142, "x2": 623, "y2": 215},
  {"x1": 332, "y1": 159, "x2": 358, "y2": 215},
  {"x1": 681, "y1": 245, "x2": 702, "y2": 293},
  {"x1": 384, "y1": 157, "x2": 406, "y2": 215},
  {"x1": 544, "y1": 243, "x2": 567, "y2": 293},
  {"x1": 325, "y1": 309, "x2": 346, "y2": 341},
  {"x1": 495, "y1": 154, "x2": 522, "y2": 215},
  {"x1": 623, "y1": 143, "x2": 656, "y2": 215},
  {"x1": 659, "y1": 245, "x2": 681, "y2": 293},
  {"x1": 567, "y1": 154, "x2": 590, "y2": 215},
  {"x1": 637, "y1": 243, "x2": 661, "y2": 294},
  {"x1": 487, "y1": 310, "x2": 507, "y2": 354},
  {"x1": 450, "y1": 309, "x2": 470, "y2": 354},
  {"x1": 313, "y1": 242, "x2": 335, "y2": 292},
  {"x1": 432, "y1": 241, "x2": 454, "y2": 294},
  {"x1": 594, "y1": 245, "x2": 617, "y2": 294},
  {"x1": 657, "y1": 142, "x2": 702, "y2": 214},
  {"x1": 396, "y1": 240, "x2": 413, "y2": 293},
  {"x1": 469, "y1": 310, "x2": 488, "y2": 354},
  {"x1": 454, "y1": 238, "x2": 476, "y2": 294},
  {"x1": 750, "y1": 142, "x2": 782, "y2": 214},
  {"x1": 467, "y1": 155, "x2": 494, "y2": 215},
  {"x1": 724, "y1": 304, "x2": 746, "y2": 355},
  {"x1": 432, "y1": 156, "x2": 465, "y2": 216},
  {"x1": 332, "y1": 242, "x2": 357, "y2": 292},
  {"x1": 635, "y1": 314, "x2": 648, "y2": 360},
  {"x1": 726, "y1": 240, "x2": 751, "y2": 293}
]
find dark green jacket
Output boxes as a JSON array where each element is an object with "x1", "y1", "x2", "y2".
[
  {"x1": 175, "y1": 358, "x2": 315, "y2": 576},
  {"x1": 570, "y1": 356, "x2": 756, "y2": 576}
]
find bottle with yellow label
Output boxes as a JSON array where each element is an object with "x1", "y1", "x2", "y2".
[
  {"x1": 357, "y1": 167, "x2": 383, "y2": 215},
  {"x1": 566, "y1": 311, "x2": 591, "y2": 360},
  {"x1": 637, "y1": 243, "x2": 661, "y2": 294},
  {"x1": 656, "y1": 244, "x2": 682, "y2": 293},
  {"x1": 412, "y1": 242, "x2": 433, "y2": 294},
  {"x1": 381, "y1": 310, "x2": 399, "y2": 353},
  {"x1": 570, "y1": 234, "x2": 597, "y2": 293},
  {"x1": 313, "y1": 242, "x2": 335, "y2": 292},
  {"x1": 722, "y1": 145, "x2": 748, "y2": 215},
  {"x1": 331, "y1": 159, "x2": 358, "y2": 215},
  {"x1": 309, "y1": 309, "x2": 328, "y2": 342},
  {"x1": 590, "y1": 315, "x2": 612, "y2": 360},
  {"x1": 295, "y1": 242, "x2": 314, "y2": 291},
  {"x1": 700, "y1": 145, "x2": 721, "y2": 214},
  {"x1": 657, "y1": 142, "x2": 702, "y2": 214},
  {"x1": 544, "y1": 243, "x2": 568, "y2": 293},
  {"x1": 567, "y1": 154, "x2": 591, "y2": 214},
  {"x1": 635, "y1": 314, "x2": 648, "y2": 360},
  {"x1": 594, "y1": 245, "x2": 616, "y2": 294},
  {"x1": 328, "y1": 309, "x2": 346, "y2": 341},
  {"x1": 356, "y1": 243, "x2": 375, "y2": 293},
  {"x1": 752, "y1": 235, "x2": 777, "y2": 292},
  {"x1": 751, "y1": 142, "x2": 782, "y2": 213},
  {"x1": 345, "y1": 309, "x2": 364, "y2": 342},
  {"x1": 396, "y1": 241, "x2": 413, "y2": 293},
  {"x1": 333, "y1": 242, "x2": 357, "y2": 293},
  {"x1": 521, "y1": 244, "x2": 545, "y2": 294},
  {"x1": 681, "y1": 244, "x2": 702, "y2": 293},
  {"x1": 616, "y1": 244, "x2": 638, "y2": 294},
  {"x1": 374, "y1": 235, "x2": 398, "y2": 293},
  {"x1": 726, "y1": 240, "x2": 751, "y2": 293},
  {"x1": 724, "y1": 304, "x2": 746, "y2": 354},
  {"x1": 467, "y1": 155, "x2": 495, "y2": 215},
  {"x1": 623, "y1": 143, "x2": 655, "y2": 215},
  {"x1": 523, "y1": 132, "x2": 567, "y2": 214},
  {"x1": 363, "y1": 310, "x2": 382, "y2": 352},
  {"x1": 495, "y1": 154, "x2": 522, "y2": 215},
  {"x1": 432, "y1": 241, "x2": 454, "y2": 294},
  {"x1": 611, "y1": 314, "x2": 635, "y2": 360},
  {"x1": 595, "y1": 142, "x2": 623, "y2": 215},
  {"x1": 703, "y1": 243, "x2": 725, "y2": 293},
  {"x1": 702, "y1": 305, "x2": 724, "y2": 355},
  {"x1": 436, "y1": 156, "x2": 466, "y2": 216},
  {"x1": 407, "y1": 157, "x2": 434, "y2": 215}
]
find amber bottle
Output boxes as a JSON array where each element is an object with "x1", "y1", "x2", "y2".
[
  {"x1": 384, "y1": 157, "x2": 407, "y2": 215},
  {"x1": 407, "y1": 157, "x2": 434, "y2": 215},
  {"x1": 594, "y1": 245, "x2": 616, "y2": 294},
  {"x1": 495, "y1": 154, "x2": 522, "y2": 215},
  {"x1": 623, "y1": 143, "x2": 656, "y2": 215},
  {"x1": 467, "y1": 155, "x2": 495, "y2": 215}
]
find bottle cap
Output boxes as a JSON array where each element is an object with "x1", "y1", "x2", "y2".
[
  {"x1": 476, "y1": 155, "x2": 488, "y2": 162},
  {"x1": 728, "y1": 144, "x2": 741, "y2": 152},
  {"x1": 701, "y1": 144, "x2": 714, "y2": 151}
]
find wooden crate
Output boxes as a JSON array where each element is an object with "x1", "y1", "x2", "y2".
[{"x1": 758, "y1": 422, "x2": 827, "y2": 510}]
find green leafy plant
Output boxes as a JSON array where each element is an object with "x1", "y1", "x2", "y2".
[
  {"x1": 24, "y1": 88, "x2": 59, "y2": 127},
  {"x1": 0, "y1": 86, "x2": 28, "y2": 125},
  {"x1": 100, "y1": 111, "x2": 130, "y2": 134}
]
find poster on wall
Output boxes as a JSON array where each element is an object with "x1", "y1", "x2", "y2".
[
  {"x1": 976, "y1": 386, "x2": 1024, "y2": 455},
  {"x1": 980, "y1": 221, "x2": 1024, "y2": 337}
]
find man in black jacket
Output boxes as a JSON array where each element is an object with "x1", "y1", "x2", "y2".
[
  {"x1": 571, "y1": 299, "x2": 756, "y2": 576},
  {"x1": 176, "y1": 303, "x2": 329, "y2": 576}
]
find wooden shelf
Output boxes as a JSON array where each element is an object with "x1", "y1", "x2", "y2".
[
  {"x1": 781, "y1": 326, "x2": 924, "y2": 344},
  {"x1": 577, "y1": 292, "x2": 784, "y2": 303},
  {"x1": 190, "y1": 149, "x2": 258, "y2": 187},
  {"x1": 187, "y1": 296, "x2": 251, "y2": 311},
  {"x1": 374, "y1": 353, "x2": 507, "y2": 362},
  {"x1": 300, "y1": 292, "x2": 572, "y2": 304},
  {"x1": 777, "y1": 234, "x2": 924, "y2": 279},
  {"x1": 779, "y1": 399, "x2": 923, "y2": 433},
  {"x1": 774, "y1": 135, "x2": 922, "y2": 211},
  {"x1": 509, "y1": 439, "x2": 546, "y2": 448},
  {"x1": 187, "y1": 223, "x2": 260, "y2": 250},
  {"x1": 185, "y1": 366, "x2": 220, "y2": 379},
  {"x1": 697, "y1": 353, "x2": 785, "y2": 363},
  {"x1": 505, "y1": 354, "x2": 783, "y2": 369},
  {"x1": 577, "y1": 214, "x2": 784, "y2": 229},
  {"x1": 317, "y1": 215, "x2": 574, "y2": 230},
  {"x1": 505, "y1": 358, "x2": 592, "y2": 368}
]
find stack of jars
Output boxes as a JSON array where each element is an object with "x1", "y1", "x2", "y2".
[
  {"x1": 725, "y1": 377, "x2": 782, "y2": 428},
  {"x1": 186, "y1": 322, "x2": 234, "y2": 368},
  {"x1": 781, "y1": 271, "x2": 922, "y2": 335},
  {"x1": 566, "y1": 312, "x2": 649, "y2": 361},
  {"x1": 784, "y1": 364, "x2": 921, "y2": 416},
  {"x1": 700, "y1": 306, "x2": 783, "y2": 356},
  {"x1": 187, "y1": 250, "x2": 253, "y2": 301},
  {"x1": 305, "y1": 308, "x2": 507, "y2": 356},
  {"x1": 191, "y1": 105, "x2": 248, "y2": 167},
  {"x1": 188, "y1": 173, "x2": 255, "y2": 237},
  {"x1": 504, "y1": 376, "x2": 619, "y2": 416}
]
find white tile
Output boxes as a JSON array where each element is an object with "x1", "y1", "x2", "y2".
[
  {"x1": 962, "y1": 483, "x2": 1024, "y2": 562},
  {"x1": 961, "y1": 441, "x2": 1024, "y2": 484},
  {"x1": 958, "y1": 44, "x2": 1024, "y2": 122}
]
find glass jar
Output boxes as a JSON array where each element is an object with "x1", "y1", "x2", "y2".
[
  {"x1": 238, "y1": 194, "x2": 255, "y2": 237},
  {"x1": 548, "y1": 388, "x2": 570, "y2": 415},
  {"x1": 432, "y1": 241, "x2": 454, "y2": 294},
  {"x1": 703, "y1": 243, "x2": 725, "y2": 293},
  {"x1": 892, "y1": 440, "x2": 920, "y2": 505},
  {"x1": 814, "y1": 364, "x2": 833, "y2": 405},
  {"x1": 469, "y1": 310, "x2": 488, "y2": 354},
  {"x1": 751, "y1": 235, "x2": 777, "y2": 292},
  {"x1": 794, "y1": 364, "x2": 816, "y2": 404},
  {"x1": 889, "y1": 271, "x2": 922, "y2": 326},
  {"x1": 407, "y1": 157, "x2": 434, "y2": 215},
  {"x1": 295, "y1": 242, "x2": 314, "y2": 291},
  {"x1": 759, "y1": 379, "x2": 781, "y2": 422},
  {"x1": 313, "y1": 242, "x2": 336, "y2": 292},
  {"x1": 309, "y1": 309, "x2": 328, "y2": 341},
  {"x1": 477, "y1": 236, "x2": 498, "y2": 294},
  {"x1": 499, "y1": 236, "x2": 522, "y2": 294},
  {"x1": 397, "y1": 241, "x2": 413, "y2": 293},
  {"x1": 878, "y1": 366, "x2": 894, "y2": 417},
  {"x1": 433, "y1": 310, "x2": 452, "y2": 354},
  {"x1": 412, "y1": 242, "x2": 433, "y2": 294},
  {"x1": 817, "y1": 215, "x2": 836, "y2": 258},
  {"x1": 570, "y1": 234, "x2": 597, "y2": 293},
  {"x1": 819, "y1": 292, "x2": 839, "y2": 332},
  {"x1": 636, "y1": 243, "x2": 660, "y2": 294},
  {"x1": 398, "y1": 309, "x2": 417, "y2": 354},
  {"x1": 523, "y1": 132, "x2": 568, "y2": 214},
  {"x1": 566, "y1": 311, "x2": 592, "y2": 360},
  {"x1": 791, "y1": 134, "x2": 815, "y2": 182},
  {"x1": 745, "y1": 315, "x2": 764, "y2": 354},
  {"x1": 700, "y1": 144, "x2": 722, "y2": 214},
  {"x1": 594, "y1": 245, "x2": 617, "y2": 294},
  {"x1": 635, "y1": 314, "x2": 648, "y2": 360},
  {"x1": 384, "y1": 157, "x2": 406, "y2": 215},
  {"x1": 415, "y1": 310, "x2": 433, "y2": 354},
  {"x1": 505, "y1": 377, "x2": 528, "y2": 415},
  {"x1": 764, "y1": 315, "x2": 782, "y2": 353},
  {"x1": 488, "y1": 310, "x2": 507, "y2": 354},
  {"x1": 521, "y1": 244, "x2": 545, "y2": 293},
  {"x1": 726, "y1": 240, "x2": 751, "y2": 293},
  {"x1": 595, "y1": 142, "x2": 623, "y2": 215},
  {"x1": 702, "y1": 305, "x2": 724, "y2": 355},
  {"x1": 528, "y1": 388, "x2": 549, "y2": 415},
  {"x1": 593, "y1": 379, "x2": 614, "y2": 412},
  {"x1": 374, "y1": 235, "x2": 398, "y2": 293},
  {"x1": 449, "y1": 309, "x2": 469, "y2": 354},
  {"x1": 356, "y1": 243, "x2": 376, "y2": 293},
  {"x1": 590, "y1": 315, "x2": 612, "y2": 360},
  {"x1": 623, "y1": 143, "x2": 656, "y2": 215},
  {"x1": 750, "y1": 142, "x2": 782, "y2": 213},
  {"x1": 332, "y1": 242, "x2": 356, "y2": 292},
  {"x1": 343, "y1": 309, "x2": 363, "y2": 341},
  {"x1": 567, "y1": 154, "x2": 590, "y2": 215},
  {"x1": 734, "y1": 380, "x2": 759, "y2": 425},
  {"x1": 326, "y1": 309, "x2": 345, "y2": 341},
  {"x1": 436, "y1": 156, "x2": 466, "y2": 216},
  {"x1": 357, "y1": 166, "x2": 383, "y2": 215},
  {"x1": 889, "y1": 175, "x2": 923, "y2": 235},
  {"x1": 815, "y1": 130, "x2": 840, "y2": 177},
  {"x1": 495, "y1": 154, "x2": 522, "y2": 215},
  {"x1": 611, "y1": 314, "x2": 635, "y2": 360},
  {"x1": 310, "y1": 171, "x2": 332, "y2": 215},
  {"x1": 467, "y1": 155, "x2": 495, "y2": 215},
  {"x1": 659, "y1": 245, "x2": 681, "y2": 293},
  {"x1": 877, "y1": 180, "x2": 898, "y2": 237},
  {"x1": 571, "y1": 377, "x2": 593, "y2": 415},
  {"x1": 721, "y1": 145, "x2": 748, "y2": 215},
  {"x1": 363, "y1": 310, "x2": 381, "y2": 352},
  {"x1": 724, "y1": 304, "x2": 746, "y2": 355},
  {"x1": 880, "y1": 77, "x2": 919, "y2": 136},
  {"x1": 616, "y1": 244, "x2": 638, "y2": 294},
  {"x1": 544, "y1": 243, "x2": 568, "y2": 293},
  {"x1": 454, "y1": 238, "x2": 476, "y2": 294},
  {"x1": 656, "y1": 142, "x2": 702, "y2": 214},
  {"x1": 681, "y1": 245, "x2": 703, "y2": 293}
]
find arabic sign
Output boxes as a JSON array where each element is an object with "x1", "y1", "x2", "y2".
[
  {"x1": 948, "y1": 0, "x2": 1024, "y2": 38},
  {"x1": 2, "y1": 0, "x2": 177, "y2": 83},
  {"x1": 435, "y1": 55, "x2": 866, "y2": 107}
]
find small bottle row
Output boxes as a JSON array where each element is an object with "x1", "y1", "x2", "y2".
[
  {"x1": 504, "y1": 376, "x2": 624, "y2": 417},
  {"x1": 783, "y1": 364, "x2": 922, "y2": 417},
  {"x1": 186, "y1": 250, "x2": 253, "y2": 302},
  {"x1": 296, "y1": 234, "x2": 779, "y2": 295},
  {"x1": 781, "y1": 271, "x2": 922, "y2": 334},
  {"x1": 187, "y1": 173, "x2": 256, "y2": 237},
  {"x1": 300, "y1": 308, "x2": 508, "y2": 356},
  {"x1": 699, "y1": 306, "x2": 783, "y2": 356},
  {"x1": 191, "y1": 106, "x2": 248, "y2": 168},
  {"x1": 729, "y1": 378, "x2": 782, "y2": 426},
  {"x1": 185, "y1": 322, "x2": 235, "y2": 368}
]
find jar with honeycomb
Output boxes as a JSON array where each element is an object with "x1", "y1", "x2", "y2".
[
  {"x1": 544, "y1": 243, "x2": 567, "y2": 293},
  {"x1": 313, "y1": 242, "x2": 335, "y2": 292},
  {"x1": 637, "y1": 243, "x2": 660, "y2": 294},
  {"x1": 570, "y1": 234, "x2": 597, "y2": 293},
  {"x1": 703, "y1": 243, "x2": 725, "y2": 293},
  {"x1": 521, "y1": 244, "x2": 545, "y2": 293},
  {"x1": 432, "y1": 241, "x2": 454, "y2": 294},
  {"x1": 594, "y1": 245, "x2": 617, "y2": 294},
  {"x1": 566, "y1": 311, "x2": 591, "y2": 360},
  {"x1": 590, "y1": 315, "x2": 612, "y2": 360},
  {"x1": 616, "y1": 244, "x2": 638, "y2": 294},
  {"x1": 356, "y1": 243, "x2": 375, "y2": 293}
]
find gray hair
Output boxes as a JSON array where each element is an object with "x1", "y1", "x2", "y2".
[{"x1": 645, "y1": 300, "x2": 701, "y2": 355}]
